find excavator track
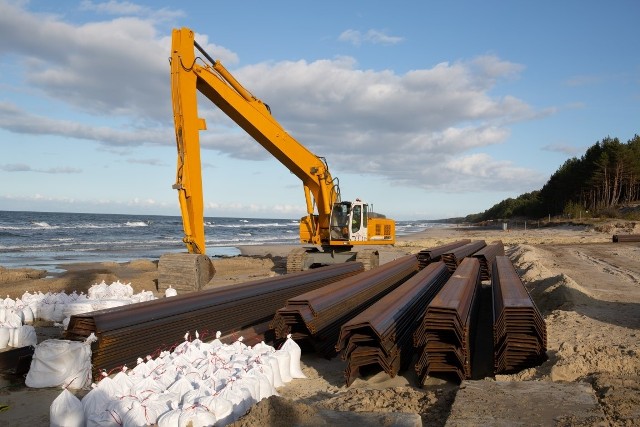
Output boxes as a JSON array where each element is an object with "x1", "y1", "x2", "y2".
[
  {"x1": 356, "y1": 249, "x2": 380, "y2": 271},
  {"x1": 286, "y1": 247, "x2": 309, "y2": 274}
]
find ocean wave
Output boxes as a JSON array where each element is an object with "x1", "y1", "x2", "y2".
[
  {"x1": 212, "y1": 222, "x2": 297, "y2": 228},
  {"x1": 32, "y1": 221, "x2": 59, "y2": 229},
  {"x1": 125, "y1": 221, "x2": 150, "y2": 227}
]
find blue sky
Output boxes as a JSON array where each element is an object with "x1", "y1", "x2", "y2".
[{"x1": 0, "y1": 0, "x2": 638, "y2": 220}]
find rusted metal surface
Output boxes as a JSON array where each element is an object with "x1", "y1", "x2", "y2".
[
  {"x1": 0, "y1": 345, "x2": 34, "y2": 375},
  {"x1": 471, "y1": 240, "x2": 505, "y2": 280},
  {"x1": 271, "y1": 254, "x2": 419, "y2": 358},
  {"x1": 65, "y1": 262, "x2": 363, "y2": 377},
  {"x1": 492, "y1": 256, "x2": 547, "y2": 374},
  {"x1": 337, "y1": 261, "x2": 451, "y2": 386},
  {"x1": 417, "y1": 239, "x2": 471, "y2": 269},
  {"x1": 441, "y1": 240, "x2": 487, "y2": 273},
  {"x1": 613, "y1": 234, "x2": 640, "y2": 242},
  {"x1": 413, "y1": 257, "x2": 481, "y2": 383}
]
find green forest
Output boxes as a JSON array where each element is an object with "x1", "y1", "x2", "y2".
[{"x1": 465, "y1": 134, "x2": 640, "y2": 223}]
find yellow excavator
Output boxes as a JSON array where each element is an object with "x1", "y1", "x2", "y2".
[{"x1": 160, "y1": 27, "x2": 395, "y2": 289}]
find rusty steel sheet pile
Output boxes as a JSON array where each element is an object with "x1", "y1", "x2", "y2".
[
  {"x1": 417, "y1": 239, "x2": 471, "y2": 269},
  {"x1": 65, "y1": 262, "x2": 364, "y2": 377},
  {"x1": 613, "y1": 234, "x2": 640, "y2": 242},
  {"x1": 492, "y1": 256, "x2": 547, "y2": 374},
  {"x1": 471, "y1": 240, "x2": 505, "y2": 280},
  {"x1": 441, "y1": 240, "x2": 486, "y2": 273},
  {"x1": 336, "y1": 261, "x2": 451, "y2": 386},
  {"x1": 270, "y1": 254, "x2": 419, "y2": 358},
  {"x1": 413, "y1": 257, "x2": 481, "y2": 384}
]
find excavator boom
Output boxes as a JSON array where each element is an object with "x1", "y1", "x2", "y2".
[{"x1": 167, "y1": 27, "x2": 395, "y2": 279}]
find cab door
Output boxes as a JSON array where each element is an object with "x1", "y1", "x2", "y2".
[{"x1": 350, "y1": 202, "x2": 368, "y2": 241}]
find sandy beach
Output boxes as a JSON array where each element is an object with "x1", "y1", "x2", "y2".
[{"x1": 1, "y1": 220, "x2": 639, "y2": 426}]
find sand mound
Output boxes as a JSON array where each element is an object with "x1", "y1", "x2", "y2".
[
  {"x1": 505, "y1": 244, "x2": 640, "y2": 386},
  {"x1": 0, "y1": 266, "x2": 47, "y2": 284},
  {"x1": 509, "y1": 244, "x2": 596, "y2": 312}
]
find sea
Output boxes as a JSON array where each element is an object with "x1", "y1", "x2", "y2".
[{"x1": 0, "y1": 210, "x2": 449, "y2": 272}]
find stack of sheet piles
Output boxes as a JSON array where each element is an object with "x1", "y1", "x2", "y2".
[
  {"x1": 471, "y1": 240, "x2": 505, "y2": 280},
  {"x1": 492, "y1": 256, "x2": 547, "y2": 373},
  {"x1": 65, "y1": 262, "x2": 364, "y2": 378},
  {"x1": 413, "y1": 257, "x2": 481, "y2": 384},
  {"x1": 336, "y1": 261, "x2": 451, "y2": 386},
  {"x1": 416, "y1": 239, "x2": 471, "y2": 270},
  {"x1": 271, "y1": 255, "x2": 419, "y2": 358},
  {"x1": 441, "y1": 240, "x2": 486, "y2": 273}
]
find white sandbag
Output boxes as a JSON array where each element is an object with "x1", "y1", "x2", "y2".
[
  {"x1": 39, "y1": 302, "x2": 55, "y2": 321},
  {"x1": 178, "y1": 406, "x2": 217, "y2": 427},
  {"x1": 274, "y1": 349, "x2": 293, "y2": 383},
  {"x1": 63, "y1": 302, "x2": 94, "y2": 318},
  {"x1": 25, "y1": 333, "x2": 97, "y2": 389},
  {"x1": 0, "y1": 327, "x2": 10, "y2": 349},
  {"x1": 94, "y1": 376, "x2": 118, "y2": 399},
  {"x1": 28, "y1": 301, "x2": 40, "y2": 321},
  {"x1": 88, "y1": 281, "x2": 110, "y2": 300},
  {"x1": 13, "y1": 325, "x2": 37, "y2": 347},
  {"x1": 280, "y1": 334, "x2": 306, "y2": 378},
  {"x1": 266, "y1": 356, "x2": 284, "y2": 388},
  {"x1": 130, "y1": 375, "x2": 165, "y2": 400},
  {"x1": 196, "y1": 395, "x2": 234, "y2": 426},
  {"x1": 121, "y1": 400, "x2": 161, "y2": 427},
  {"x1": 50, "y1": 388, "x2": 85, "y2": 427},
  {"x1": 51, "y1": 302, "x2": 67, "y2": 322},
  {"x1": 167, "y1": 376, "x2": 194, "y2": 401},
  {"x1": 111, "y1": 370, "x2": 134, "y2": 397},
  {"x1": 91, "y1": 299, "x2": 129, "y2": 311},
  {"x1": 4, "y1": 309, "x2": 22, "y2": 328},
  {"x1": 0, "y1": 306, "x2": 5, "y2": 323},
  {"x1": 86, "y1": 409, "x2": 122, "y2": 427},
  {"x1": 246, "y1": 367, "x2": 276, "y2": 400},
  {"x1": 107, "y1": 281, "x2": 134, "y2": 299},
  {"x1": 21, "y1": 305, "x2": 34, "y2": 324},
  {"x1": 165, "y1": 286, "x2": 177, "y2": 297},
  {"x1": 157, "y1": 406, "x2": 217, "y2": 427},
  {"x1": 7, "y1": 327, "x2": 16, "y2": 347},
  {"x1": 218, "y1": 384, "x2": 251, "y2": 422},
  {"x1": 82, "y1": 385, "x2": 112, "y2": 421}
]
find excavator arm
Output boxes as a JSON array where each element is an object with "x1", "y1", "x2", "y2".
[{"x1": 170, "y1": 27, "x2": 339, "y2": 254}]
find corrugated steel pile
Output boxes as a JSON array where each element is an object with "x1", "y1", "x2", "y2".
[
  {"x1": 441, "y1": 240, "x2": 487, "y2": 272},
  {"x1": 65, "y1": 262, "x2": 364, "y2": 377},
  {"x1": 471, "y1": 240, "x2": 505, "y2": 280},
  {"x1": 270, "y1": 255, "x2": 419, "y2": 358},
  {"x1": 613, "y1": 234, "x2": 640, "y2": 242},
  {"x1": 492, "y1": 256, "x2": 547, "y2": 374},
  {"x1": 413, "y1": 258, "x2": 481, "y2": 383},
  {"x1": 336, "y1": 262, "x2": 451, "y2": 386},
  {"x1": 417, "y1": 239, "x2": 471, "y2": 269}
]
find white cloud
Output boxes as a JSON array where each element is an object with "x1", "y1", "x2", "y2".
[
  {"x1": 1, "y1": 163, "x2": 82, "y2": 173},
  {"x1": 542, "y1": 143, "x2": 583, "y2": 156},
  {"x1": 0, "y1": 1, "x2": 550, "y2": 199},
  {"x1": 338, "y1": 29, "x2": 404, "y2": 46}
]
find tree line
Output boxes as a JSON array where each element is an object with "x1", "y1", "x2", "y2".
[{"x1": 465, "y1": 134, "x2": 640, "y2": 223}]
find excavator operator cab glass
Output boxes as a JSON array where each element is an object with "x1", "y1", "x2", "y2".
[
  {"x1": 352, "y1": 204, "x2": 362, "y2": 233},
  {"x1": 330, "y1": 202, "x2": 351, "y2": 240}
]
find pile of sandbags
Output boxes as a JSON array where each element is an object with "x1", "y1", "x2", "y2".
[
  {"x1": 1, "y1": 281, "x2": 158, "y2": 351},
  {"x1": 0, "y1": 295, "x2": 37, "y2": 349},
  {"x1": 48, "y1": 331, "x2": 306, "y2": 427}
]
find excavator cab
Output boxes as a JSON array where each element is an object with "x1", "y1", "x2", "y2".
[{"x1": 329, "y1": 200, "x2": 369, "y2": 242}]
